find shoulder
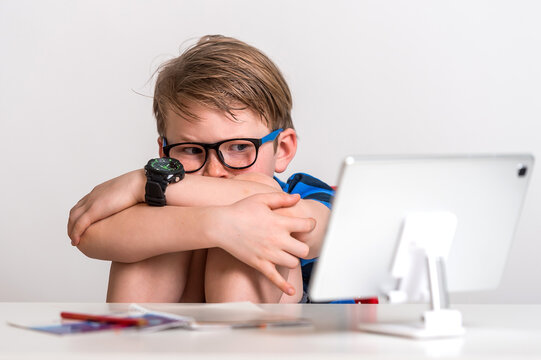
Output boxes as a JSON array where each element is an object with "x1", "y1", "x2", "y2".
[{"x1": 274, "y1": 173, "x2": 334, "y2": 208}]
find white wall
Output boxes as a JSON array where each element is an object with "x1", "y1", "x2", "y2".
[{"x1": 1, "y1": 0, "x2": 540, "y2": 303}]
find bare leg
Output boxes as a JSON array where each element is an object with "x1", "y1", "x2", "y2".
[
  {"x1": 179, "y1": 249, "x2": 207, "y2": 303},
  {"x1": 205, "y1": 248, "x2": 302, "y2": 304},
  {"x1": 106, "y1": 251, "x2": 193, "y2": 302}
]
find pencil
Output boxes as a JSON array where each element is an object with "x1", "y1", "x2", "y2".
[{"x1": 60, "y1": 311, "x2": 148, "y2": 326}]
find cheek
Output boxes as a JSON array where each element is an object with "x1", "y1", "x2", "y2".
[
  {"x1": 245, "y1": 156, "x2": 276, "y2": 176},
  {"x1": 227, "y1": 167, "x2": 261, "y2": 177}
]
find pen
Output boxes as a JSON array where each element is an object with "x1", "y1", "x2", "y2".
[{"x1": 60, "y1": 312, "x2": 148, "y2": 327}]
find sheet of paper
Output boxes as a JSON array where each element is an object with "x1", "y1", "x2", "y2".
[
  {"x1": 132, "y1": 302, "x2": 312, "y2": 329},
  {"x1": 7, "y1": 312, "x2": 189, "y2": 335}
]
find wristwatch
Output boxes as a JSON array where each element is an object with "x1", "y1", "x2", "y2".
[{"x1": 144, "y1": 157, "x2": 185, "y2": 206}]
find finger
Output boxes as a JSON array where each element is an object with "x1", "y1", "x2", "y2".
[
  {"x1": 265, "y1": 248, "x2": 301, "y2": 269},
  {"x1": 67, "y1": 219, "x2": 77, "y2": 246},
  {"x1": 258, "y1": 261, "x2": 296, "y2": 296},
  {"x1": 285, "y1": 216, "x2": 316, "y2": 234},
  {"x1": 70, "y1": 213, "x2": 93, "y2": 246},
  {"x1": 258, "y1": 192, "x2": 301, "y2": 210},
  {"x1": 69, "y1": 200, "x2": 85, "y2": 219},
  {"x1": 75, "y1": 194, "x2": 89, "y2": 207},
  {"x1": 73, "y1": 193, "x2": 91, "y2": 211},
  {"x1": 280, "y1": 237, "x2": 310, "y2": 259},
  {"x1": 68, "y1": 207, "x2": 86, "y2": 245}
]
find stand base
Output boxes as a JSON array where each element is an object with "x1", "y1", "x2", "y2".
[
  {"x1": 359, "y1": 322, "x2": 465, "y2": 339},
  {"x1": 358, "y1": 309, "x2": 465, "y2": 340}
]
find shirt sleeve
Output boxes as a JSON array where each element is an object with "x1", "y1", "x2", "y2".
[{"x1": 276, "y1": 173, "x2": 335, "y2": 209}]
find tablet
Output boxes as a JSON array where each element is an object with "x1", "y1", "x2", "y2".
[{"x1": 309, "y1": 154, "x2": 534, "y2": 302}]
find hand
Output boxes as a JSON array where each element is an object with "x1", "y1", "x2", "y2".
[
  {"x1": 68, "y1": 170, "x2": 145, "y2": 246},
  {"x1": 210, "y1": 192, "x2": 316, "y2": 296},
  {"x1": 273, "y1": 198, "x2": 330, "y2": 259}
]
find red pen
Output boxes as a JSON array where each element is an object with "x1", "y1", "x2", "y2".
[{"x1": 60, "y1": 312, "x2": 148, "y2": 327}]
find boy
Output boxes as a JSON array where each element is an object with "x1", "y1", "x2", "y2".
[{"x1": 68, "y1": 35, "x2": 334, "y2": 303}]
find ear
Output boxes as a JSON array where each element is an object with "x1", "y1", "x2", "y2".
[
  {"x1": 274, "y1": 128, "x2": 297, "y2": 173},
  {"x1": 157, "y1": 137, "x2": 166, "y2": 158}
]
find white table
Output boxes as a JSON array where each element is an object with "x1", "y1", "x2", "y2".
[{"x1": 1, "y1": 303, "x2": 540, "y2": 359}]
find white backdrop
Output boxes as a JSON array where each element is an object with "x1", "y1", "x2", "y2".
[{"x1": 1, "y1": 0, "x2": 540, "y2": 302}]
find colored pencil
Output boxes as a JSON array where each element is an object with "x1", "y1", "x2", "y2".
[{"x1": 60, "y1": 312, "x2": 148, "y2": 326}]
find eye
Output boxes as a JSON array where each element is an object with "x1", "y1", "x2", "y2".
[
  {"x1": 181, "y1": 146, "x2": 204, "y2": 155},
  {"x1": 230, "y1": 143, "x2": 250, "y2": 152},
  {"x1": 170, "y1": 145, "x2": 204, "y2": 158}
]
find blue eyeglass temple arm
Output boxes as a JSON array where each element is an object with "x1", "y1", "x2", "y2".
[
  {"x1": 162, "y1": 129, "x2": 283, "y2": 149},
  {"x1": 260, "y1": 129, "x2": 283, "y2": 144}
]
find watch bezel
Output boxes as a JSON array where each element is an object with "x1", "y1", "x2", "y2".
[{"x1": 145, "y1": 157, "x2": 184, "y2": 176}]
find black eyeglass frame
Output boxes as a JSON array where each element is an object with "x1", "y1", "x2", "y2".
[{"x1": 162, "y1": 129, "x2": 283, "y2": 173}]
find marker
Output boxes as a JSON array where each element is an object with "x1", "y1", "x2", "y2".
[{"x1": 60, "y1": 312, "x2": 148, "y2": 327}]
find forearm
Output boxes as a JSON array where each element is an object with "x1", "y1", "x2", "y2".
[
  {"x1": 78, "y1": 204, "x2": 216, "y2": 263},
  {"x1": 168, "y1": 172, "x2": 281, "y2": 206},
  {"x1": 77, "y1": 173, "x2": 281, "y2": 262},
  {"x1": 128, "y1": 169, "x2": 280, "y2": 207}
]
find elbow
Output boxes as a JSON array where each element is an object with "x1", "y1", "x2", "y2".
[
  {"x1": 77, "y1": 230, "x2": 139, "y2": 264},
  {"x1": 76, "y1": 225, "x2": 109, "y2": 261},
  {"x1": 76, "y1": 232, "x2": 102, "y2": 260}
]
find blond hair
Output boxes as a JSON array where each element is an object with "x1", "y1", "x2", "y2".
[{"x1": 153, "y1": 35, "x2": 293, "y2": 136}]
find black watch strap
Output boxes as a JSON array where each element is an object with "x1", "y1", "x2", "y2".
[
  {"x1": 145, "y1": 179, "x2": 167, "y2": 206},
  {"x1": 145, "y1": 173, "x2": 169, "y2": 207}
]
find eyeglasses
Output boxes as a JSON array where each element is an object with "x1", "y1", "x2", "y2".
[{"x1": 162, "y1": 129, "x2": 283, "y2": 173}]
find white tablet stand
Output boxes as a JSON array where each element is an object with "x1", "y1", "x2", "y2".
[{"x1": 358, "y1": 212, "x2": 466, "y2": 339}]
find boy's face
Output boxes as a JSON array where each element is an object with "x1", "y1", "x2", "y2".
[{"x1": 158, "y1": 102, "x2": 295, "y2": 178}]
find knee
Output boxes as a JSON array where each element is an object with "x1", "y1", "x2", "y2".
[
  {"x1": 204, "y1": 248, "x2": 267, "y2": 303},
  {"x1": 205, "y1": 248, "x2": 297, "y2": 303},
  {"x1": 109, "y1": 256, "x2": 168, "y2": 281},
  {"x1": 107, "y1": 261, "x2": 156, "y2": 302},
  {"x1": 107, "y1": 253, "x2": 192, "y2": 303}
]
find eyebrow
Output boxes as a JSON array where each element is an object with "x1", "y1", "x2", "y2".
[
  {"x1": 165, "y1": 134, "x2": 261, "y2": 145},
  {"x1": 163, "y1": 134, "x2": 198, "y2": 144}
]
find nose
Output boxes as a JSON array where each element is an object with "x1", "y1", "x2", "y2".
[{"x1": 202, "y1": 150, "x2": 230, "y2": 178}]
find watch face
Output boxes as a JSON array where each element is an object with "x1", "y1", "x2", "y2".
[{"x1": 148, "y1": 157, "x2": 184, "y2": 175}]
